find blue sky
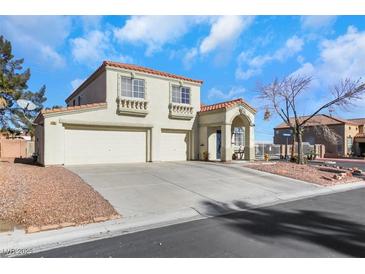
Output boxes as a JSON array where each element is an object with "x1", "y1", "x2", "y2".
[{"x1": 1, "y1": 15, "x2": 365, "y2": 141}]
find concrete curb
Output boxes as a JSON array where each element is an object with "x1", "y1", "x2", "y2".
[
  {"x1": 1, "y1": 179, "x2": 364, "y2": 257},
  {"x1": 316, "y1": 158, "x2": 365, "y2": 164}
]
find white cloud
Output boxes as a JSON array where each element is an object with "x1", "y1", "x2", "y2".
[
  {"x1": 199, "y1": 16, "x2": 254, "y2": 55},
  {"x1": 296, "y1": 55, "x2": 305, "y2": 64},
  {"x1": 300, "y1": 16, "x2": 337, "y2": 30},
  {"x1": 289, "y1": 26, "x2": 365, "y2": 115},
  {"x1": 71, "y1": 28, "x2": 134, "y2": 67},
  {"x1": 236, "y1": 35, "x2": 304, "y2": 80},
  {"x1": 40, "y1": 45, "x2": 65, "y2": 68},
  {"x1": 318, "y1": 26, "x2": 365, "y2": 83},
  {"x1": 80, "y1": 16, "x2": 103, "y2": 31},
  {"x1": 113, "y1": 16, "x2": 201, "y2": 56},
  {"x1": 183, "y1": 48, "x2": 198, "y2": 69},
  {"x1": 0, "y1": 16, "x2": 71, "y2": 68},
  {"x1": 290, "y1": 62, "x2": 315, "y2": 77},
  {"x1": 207, "y1": 86, "x2": 245, "y2": 101},
  {"x1": 70, "y1": 78, "x2": 85, "y2": 91},
  {"x1": 181, "y1": 16, "x2": 254, "y2": 69},
  {"x1": 118, "y1": 55, "x2": 134, "y2": 64},
  {"x1": 293, "y1": 26, "x2": 365, "y2": 85},
  {"x1": 71, "y1": 30, "x2": 110, "y2": 64},
  {"x1": 114, "y1": 15, "x2": 253, "y2": 63}
]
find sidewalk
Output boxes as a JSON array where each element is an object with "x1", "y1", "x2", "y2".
[{"x1": 1, "y1": 175, "x2": 364, "y2": 257}]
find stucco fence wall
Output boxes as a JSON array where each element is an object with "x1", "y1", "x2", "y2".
[{"x1": 0, "y1": 139, "x2": 35, "y2": 158}]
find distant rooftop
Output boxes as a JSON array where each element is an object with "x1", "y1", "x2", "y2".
[{"x1": 275, "y1": 114, "x2": 362, "y2": 129}]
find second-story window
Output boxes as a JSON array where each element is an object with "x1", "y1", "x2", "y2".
[
  {"x1": 172, "y1": 85, "x2": 190, "y2": 104},
  {"x1": 121, "y1": 76, "x2": 145, "y2": 99}
]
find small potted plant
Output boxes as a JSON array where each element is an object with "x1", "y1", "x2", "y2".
[{"x1": 202, "y1": 151, "x2": 209, "y2": 161}]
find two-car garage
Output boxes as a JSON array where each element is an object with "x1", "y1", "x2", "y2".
[{"x1": 62, "y1": 126, "x2": 189, "y2": 165}]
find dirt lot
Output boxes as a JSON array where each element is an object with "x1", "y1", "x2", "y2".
[
  {"x1": 247, "y1": 161, "x2": 363, "y2": 186},
  {"x1": 0, "y1": 160, "x2": 119, "y2": 233}
]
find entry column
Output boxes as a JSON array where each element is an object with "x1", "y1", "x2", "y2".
[
  {"x1": 221, "y1": 124, "x2": 232, "y2": 162},
  {"x1": 246, "y1": 124, "x2": 255, "y2": 161}
]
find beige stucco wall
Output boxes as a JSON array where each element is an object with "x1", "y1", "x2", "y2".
[
  {"x1": 38, "y1": 66, "x2": 201, "y2": 165},
  {"x1": 66, "y1": 71, "x2": 107, "y2": 106},
  {"x1": 344, "y1": 124, "x2": 359, "y2": 156}
]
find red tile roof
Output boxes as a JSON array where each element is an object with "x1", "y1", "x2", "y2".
[
  {"x1": 104, "y1": 61, "x2": 203, "y2": 84},
  {"x1": 275, "y1": 114, "x2": 359, "y2": 129},
  {"x1": 199, "y1": 98, "x2": 256, "y2": 113},
  {"x1": 41, "y1": 102, "x2": 107, "y2": 115},
  {"x1": 348, "y1": 118, "x2": 365, "y2": 125}
]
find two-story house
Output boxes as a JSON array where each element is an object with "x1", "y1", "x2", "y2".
[
  {"x1": 273, "y1": 114, "x2": 365, "y2": 157},
  {"x1": 34, "y1": 61, "x2": 256, "y2": 166}
]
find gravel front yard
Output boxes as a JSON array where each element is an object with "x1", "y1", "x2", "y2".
[
  {"x1": 0, "y1": 160, "x2": 119, "y2": 233},
  {"x1": 246, "y1": 161, "x2": 364, "y2": 186}
]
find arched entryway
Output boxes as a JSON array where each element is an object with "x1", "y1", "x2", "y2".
[
  {"x1": 231, "y1": 115, "x2": 251, "y2": 160},
  {"x1": 199, "y1": 100, "x2": 256, "y2": 162}
]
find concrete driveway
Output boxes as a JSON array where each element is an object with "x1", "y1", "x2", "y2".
[{"x1": 67, "y1": 161, "x2": 323, "y2": 220}]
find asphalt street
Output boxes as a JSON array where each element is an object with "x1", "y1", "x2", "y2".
[
  {"x1": 328, "y1": 160, "x2": 365, "y2": 171},
  {"x1": 26, "y1": 187, "x2": 365, "y2": 258}
]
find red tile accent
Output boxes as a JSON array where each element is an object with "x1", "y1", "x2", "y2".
[
  {"x1": 104, "y1": 61, "x2": 203, "y2": 84},
  {"x1": 200, "y1": 98, "x2": 256, "y2": 113},
  {"x1": 41, "y1": 102, "x2": 107, "y2": 115}
]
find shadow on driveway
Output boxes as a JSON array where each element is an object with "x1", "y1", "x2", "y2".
[{"x1": 202, "y1": 199, "x2": 365, "y2": 257}]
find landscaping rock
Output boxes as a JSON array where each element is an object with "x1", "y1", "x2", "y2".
[
  {"x1": 0, "y1": 161, "x2": 120, "y2": 233},
  {"x1": 247, "y1": 162, "x2": 362, "y2": 186}
]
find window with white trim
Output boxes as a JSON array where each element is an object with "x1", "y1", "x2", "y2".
[
  {"x1": 347, "y1": 136, "x2": 353, "y2": 154},
  {"x1": 233, "y1": 127, "x2": 245, "y2": 146},
  {"x1": 172, "y1": 85, "x2": 190, "y2": 104},
  {"x1": 121, "y1": 76, "x2": 145, "y2": 99}
]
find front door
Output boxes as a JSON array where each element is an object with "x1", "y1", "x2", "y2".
[{"x1": 216, "y1": 130, "x2": 222, "y2": 159}]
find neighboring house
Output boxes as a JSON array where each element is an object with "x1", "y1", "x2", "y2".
[
  {"x1": 34, "y1": 61, "x2": 256, "y2": 166},
  {"x1": 274, "y1": 114, "x2": 365, "y2": 157}
]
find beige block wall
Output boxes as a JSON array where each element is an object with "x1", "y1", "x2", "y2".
[{"x1": 0, "y1": 139, "x2": 34, "y2": 158}]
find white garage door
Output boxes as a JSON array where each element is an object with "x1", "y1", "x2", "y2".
[
  {"x1": 160, "y1": 130, "x2": 188, "y2": 161},
  {"x1": 64, "y1": 127, "x2": 146, "y2": 165}
]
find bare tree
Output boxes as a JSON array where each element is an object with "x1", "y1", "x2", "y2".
[
  {"x1": 313, "y1": 124, "x2": 342, "y2": 146},
  {"x1": 258, "y1": 75, "x2": 365, "y2": 164}
]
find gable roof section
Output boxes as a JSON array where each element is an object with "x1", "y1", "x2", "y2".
[
  {"x1": 104, "y1": 61, "x2": 204, "y2": 84},
  {"x1": 41, "y1": 102, "x2": 107, "y2": 115},
  {"x1": 35, "y1": 103, "x2": 107, "y2": 123},
  {"x1": 66, "y1": 61, "x2": 203, "y2": 103},
  {"x1": 275, "y1": 114, "x2": 358, "y2": 129},
  {"x1": 199, "y1": 98, "x2": 257, "y2": 114}
]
